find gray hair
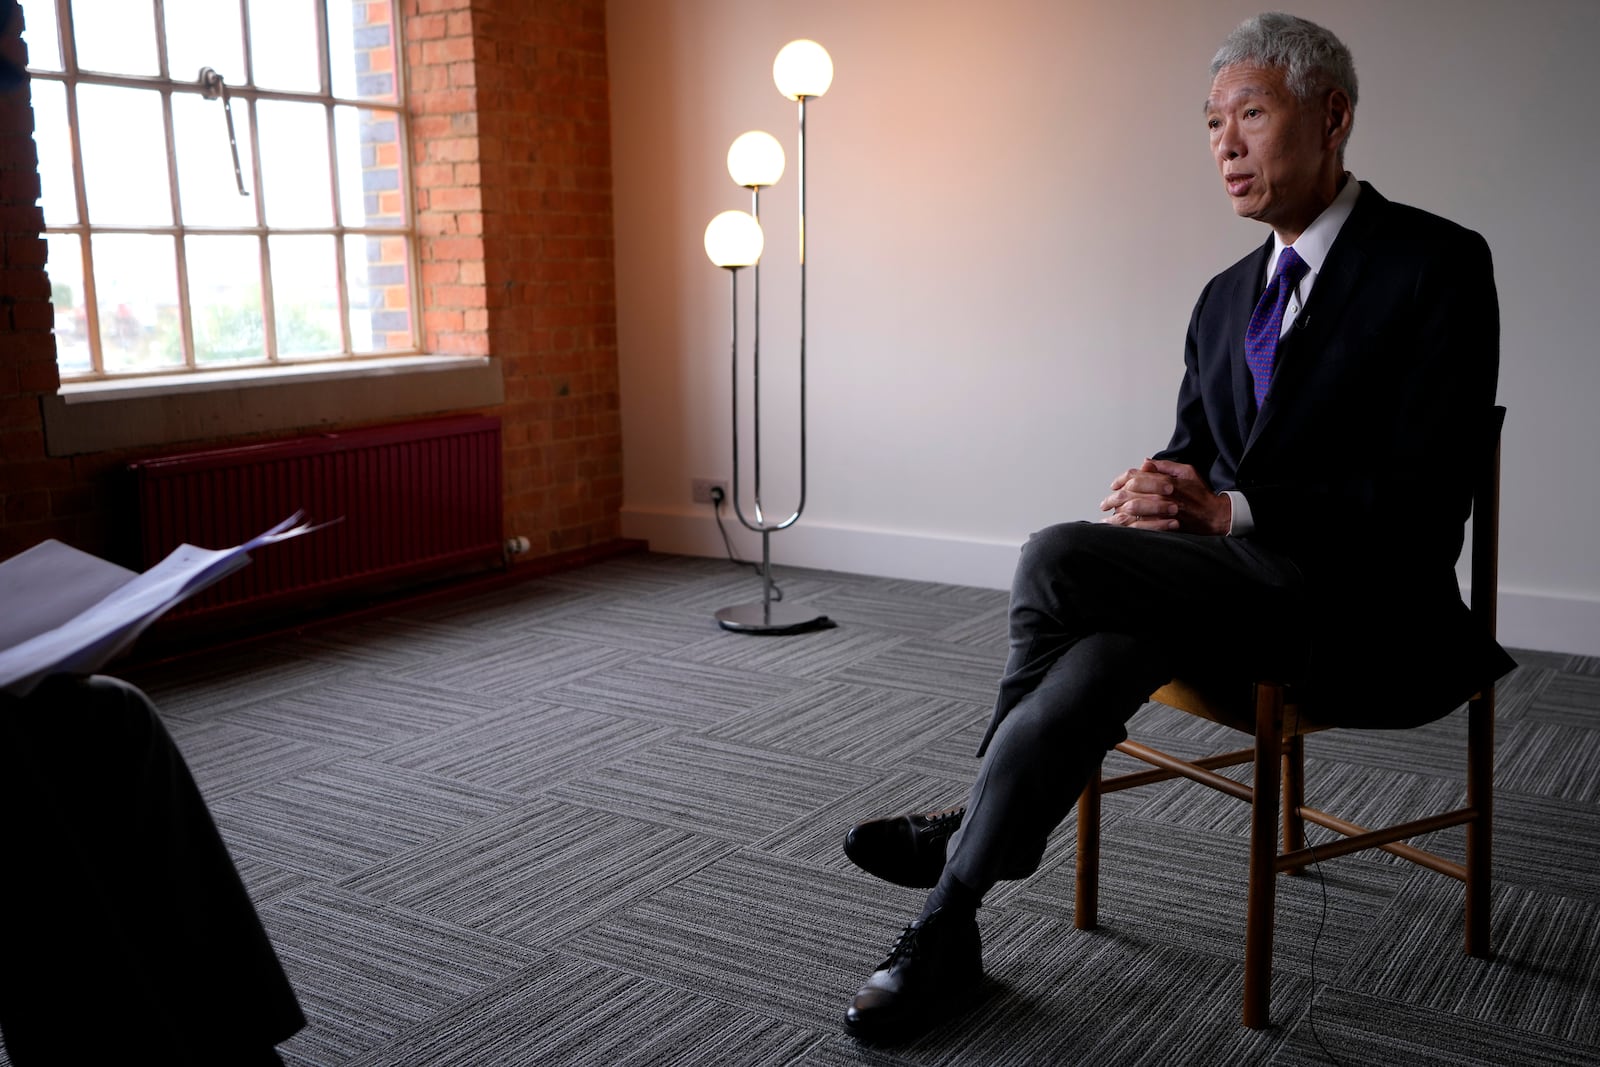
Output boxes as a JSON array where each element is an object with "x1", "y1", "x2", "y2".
[{"x1": 1212, "y1": 12, "x2": 1359, "y2": 112}]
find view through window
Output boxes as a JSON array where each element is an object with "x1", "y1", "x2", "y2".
[{"x1": 25, "y1": 0, "x2": 417, "y2": 382}]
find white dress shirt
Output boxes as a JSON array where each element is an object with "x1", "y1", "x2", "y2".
[{"x1": 1224, "y1": 174, "x2": 1362, "y2": 536}]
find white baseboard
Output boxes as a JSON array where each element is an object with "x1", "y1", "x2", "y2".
[
  {"x1": 622, "y1": 507, "x2": 1600, "y2": 657},
  {"x1": 620, "y1": 507, "x2": 1021, "y2": 590},
  {"x1": 1485, "y1": 589, "x2": 1600, "y2": 657}
]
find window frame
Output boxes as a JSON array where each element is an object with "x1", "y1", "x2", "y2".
[{"x1": 29, "y1": 0, "x2": 423, "y2": 385}]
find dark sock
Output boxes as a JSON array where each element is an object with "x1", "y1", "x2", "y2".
[{"x1": 918, "y1": 869, "x2": 982, "y2": 922}]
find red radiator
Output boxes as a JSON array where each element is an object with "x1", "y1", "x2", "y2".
[{"x1": 128, "y1": 415, "x2": 504, "y2": 619}]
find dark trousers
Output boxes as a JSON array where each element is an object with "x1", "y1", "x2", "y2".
[
  {"x1": 946, "y1": 522, "x2": 1307, "y2": 891},
  {"x1": 0, "y1": 675, "x2": 305, "y2": 1065}
]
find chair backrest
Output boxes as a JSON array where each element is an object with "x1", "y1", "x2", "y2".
[{"x1": 1469, "y1": 406, "x2": 1507, "y2": 637}]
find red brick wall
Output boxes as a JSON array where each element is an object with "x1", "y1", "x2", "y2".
[
  {"x1": 0, "y1": 0, "x2": 622, "y2": 563},
  {"x1": 0, "y1": 1, "x2": 73, "y2": 560}
]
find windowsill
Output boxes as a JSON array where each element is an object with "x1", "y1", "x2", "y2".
[
  {"x1": 58, "y1": 354, "x2": 488, "y2": 404},
  {"x1": 42, "y1": 354, "x2": 506, "y2": 456}
]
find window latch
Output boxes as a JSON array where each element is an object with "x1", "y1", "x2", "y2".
[{"x1": 198, "y1": 66, "x2": 250, "y2": 197}]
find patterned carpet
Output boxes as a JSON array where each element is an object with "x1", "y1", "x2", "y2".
[{"x1": 29, "y1": 553, "x2": 1600, "y2": 1065}]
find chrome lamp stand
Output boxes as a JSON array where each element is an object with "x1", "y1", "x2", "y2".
[{"x1": 701, "y1": 40, "x2": 835, "y2": 635}]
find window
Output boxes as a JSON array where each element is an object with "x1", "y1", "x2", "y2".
[{"x1": 25, "y1": 0, "x2": 417, "y2": 382}]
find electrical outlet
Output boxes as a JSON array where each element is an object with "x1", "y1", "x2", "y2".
[{"x1": 692, "y1": 478, "x2": 728, "y2": 505}]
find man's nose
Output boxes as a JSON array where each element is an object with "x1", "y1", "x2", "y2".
[{"x1": 1215, "y1": 127, "x2": 1243, "y2": 160}]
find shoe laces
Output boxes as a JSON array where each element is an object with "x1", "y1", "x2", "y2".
[
  {"x1": 880, "y1": 920, "x2": 928, "y2": 969},
  {"x1": 924, "y1": 806, "x2": 964, "y2": 834}
]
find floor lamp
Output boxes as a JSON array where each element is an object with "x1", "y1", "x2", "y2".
[{"x1": 701, "y1": 39, "x2": 834, "y2": 635}]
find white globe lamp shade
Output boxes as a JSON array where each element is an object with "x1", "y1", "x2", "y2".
[
  {"x1": 727, "y1": 130, "x2": 786, "y2": 188},
  {"x1": 773, "y1": 39, "x2": 833, "y2": 100},
  {"x1": 704, "y1": 210, "x2": 764, "y2": 268}
]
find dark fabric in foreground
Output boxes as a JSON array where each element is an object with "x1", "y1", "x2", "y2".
[{"x1": 0, "y1": 675, "x2": 304, "y2": 1065}]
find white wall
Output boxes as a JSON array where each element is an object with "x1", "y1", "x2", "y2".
[{"x1": 607, "y1": 0, "x2": 1600, "y2": 657}]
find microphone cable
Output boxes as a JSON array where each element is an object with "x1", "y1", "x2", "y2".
[{"x1": 1289, "y1": 706, "x2": 1344, "y2": 1067}]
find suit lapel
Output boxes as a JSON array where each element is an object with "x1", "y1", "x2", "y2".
[
  {"x1": 1231, "y1": 240, "x2": 1273, "y2": 447},
  {"x1": 1245, "y1": 182, "x2": 1385, "y2": 453}
]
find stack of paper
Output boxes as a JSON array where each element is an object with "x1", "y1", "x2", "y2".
[{"x1": 0, "y1": 513, "x2": 326, "y2": 697}]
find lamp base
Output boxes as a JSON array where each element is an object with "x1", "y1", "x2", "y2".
[{"x1": 715, "y1": 601, "x2": 834, "y2": 635}]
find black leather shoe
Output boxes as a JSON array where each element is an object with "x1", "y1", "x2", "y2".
[
  {"x1": 844, "y1": 806, "x2": 964, "y2": 888},
  {"x1": 845, "y1": 908, "x2": 982, "y2": 1040}
]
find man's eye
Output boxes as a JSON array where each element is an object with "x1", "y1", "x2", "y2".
[
  {"x1": 1244, "y1": 108, "x2": 1261, "y2": 118},
  {"x1": 1207, "y1": 118, "x2": 1221, "y2": 129}
]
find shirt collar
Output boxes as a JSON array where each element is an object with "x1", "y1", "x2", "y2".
[{"x1": 1267, "y1": 173, "x2": 1360, "y2": 279}]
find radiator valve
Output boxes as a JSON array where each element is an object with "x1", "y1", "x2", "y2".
[{"x1": 505, "y1": 535, "x2": 531, "y2": 556}]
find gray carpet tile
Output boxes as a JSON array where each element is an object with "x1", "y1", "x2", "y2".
[
  {"x1": 1340, "y1": 875, "x2": 1600, "y2": 1046},
  {"x1": 522, "y1": 600, "x2": 728, "y2": 654},
  {"x1": 564, "y1": 849, "x2": 921, "y2": 1029},
  {"x1": 232, "y1": 851, "x2": 321, "y2": 906},
  {"x1": 664, "y1": 623, "x2": 912, "y2": 680},
  {"x1": 636, "y1": 567, "x2": 844, "y2": 615},
  {"x1": 897, "y1": 714, "x2": 996, "y2": 780},
  {"x1": 542, "y1": 553, "x2": 744, "y2": 597},
  {"x1": 339, "y1": 797, "x2": 735, "y2": 946},
  {"x1": 343, "y1": 952, "x2": 823, "y2": 1067},
  {"x1": 1527, "y1": 670, "x2": 1600, "y2": 728},
  {"x1": 847, "y1": 577, "x2": 1009, "y2": 609},
  {"x1": 388, "y1": 579, "x2": 605, "y2": 632},
  {"x1": 1493, "y1": 660, "x2": 1557, "y2": 723},
  {"x1": 201, "y1": 673, "x2": 506, "y2": 754},
  {"x1": 391, "y1": 634, "x2": 635, "y2": 700},
  {"x1": 166, "y1": 718, "x2": 342, "y2": 802},
  {"x1": 1007, "y1": 815, "x2": 1410, "y2": 981},
  {"x1": 139, "y1": 650, "x2": 348, "y2": 720},
  {"x1": 706, "y1": 681, "x2": 985, "y2": 767},
  {"x1": 1294, "y1": 715, "x2": 1473, "y2": 779},
  {"x1": 262, "y1": 885, "x2": 542, "y2": 1067},
  {"x1": 928, "y1": 603, "x2": 1012, "y2": 656},
  {"x1": 371, "y1": 699, "x2": 677, "y2": 794},
  {"x1": 1490, "y1": 791, "x2": 1600, "y2": 901},
  {"x1": 211, "y1": 756, "x2": 520, "y2": 880},
  {"x1": 1496, "y1": 720, "x2": 1600, "y2": 804},
  {"x1": 545, "y1": 733, "x2": 882, "y2": 843},
  {"x1": 534, "y1": 655, "x2": 812, "y2": 728},
  {"x1": 824, "y1": 639, "x2": 1007, "y2": 707},
  {"x1": 276, "y1": 615, "x2": 500, "y2": 669},
  {"x1": 802, "y1": 586, "x2": 1009, "y2": 636},
  {"x1": 1505, "y1": 649, "x2": 1594, "y2": 675},
  {"x1": 1273, "y1": 987, "x2": 1600, "y2": 1066},
  {"x1": 44, "y1": 552, "x2": 1592, "y2": 1067}
]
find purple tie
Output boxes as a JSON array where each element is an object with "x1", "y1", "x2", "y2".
[{"x1": 1244, "y1": 246, "x2": 1308, "y2": 407}]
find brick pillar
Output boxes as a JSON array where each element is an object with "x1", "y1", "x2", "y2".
[
  {"x1": 350, "y1": 1, "x2": 412, "y2": 350},
  {"x1": 403, "y1": 0, "x2": 488, "y2": 366},
  {"x1": 403, "y1": 0, "x2": 620, "y2": 556},
  {"x1": 0, "y1": 2, "x2": 75, "y2": 559},
  {"x1": 472, "y1": 0, "x2": 621, "y2": 554}
]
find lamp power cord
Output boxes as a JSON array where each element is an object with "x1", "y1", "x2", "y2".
[{"x1": 709, "y1": 486, "x2": 784, "y2": 600}]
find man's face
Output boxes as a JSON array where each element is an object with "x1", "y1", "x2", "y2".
[{"x1": 1206, "y1": 63, "x2": 1334, "y2": 236}]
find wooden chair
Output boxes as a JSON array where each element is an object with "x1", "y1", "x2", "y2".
[{"x1": 1074, "y1": 406, "x2": 1505, "y2": 1029}]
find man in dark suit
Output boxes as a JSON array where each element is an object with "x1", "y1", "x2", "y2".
[{"x1": 841, "y1": 12, "x2": 1515, "y2": 1040}]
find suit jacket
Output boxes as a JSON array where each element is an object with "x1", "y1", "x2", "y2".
[{"x1": 1155, "y1": 181, "x2": 1516, "y2": 727}]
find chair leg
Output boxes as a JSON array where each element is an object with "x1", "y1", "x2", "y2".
[
  {"x1": 1466, "y1": 687, "x2": 1494, "y2": 959},
  {"x1": 1075, "y1": 765, "x2": 1102, "y2": 930},
  {"x1": 1243, "y1": 682, "x2": 1284, "y2": 1029},
  {"x1": 1283, "y1": 733, "x2": 1306, "y2": 876}
]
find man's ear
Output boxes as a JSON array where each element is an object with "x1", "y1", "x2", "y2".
[{"x1": 1324, "y1": 88, "x2": 1354, "y2": 149}]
